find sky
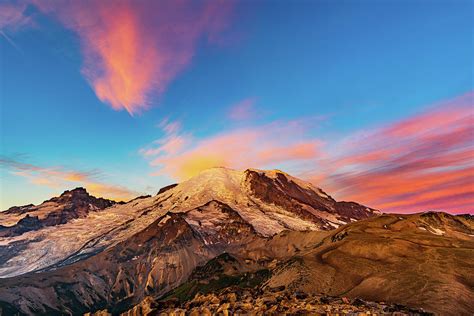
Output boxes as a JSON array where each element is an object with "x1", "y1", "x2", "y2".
[{"x1": 0, "y1": 0, "x2": 473, "y2": 214}]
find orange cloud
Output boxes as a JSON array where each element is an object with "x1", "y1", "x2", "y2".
[
  {"x1": 311, "y1": 92, "x2": 474, "y2": 214},
  {"x1": 32, "y1": 0, "x2": 235, "y2": 114},
  {"x1": 141, "y1": 92, "x2": 473, "y2": 215},
  {"x1": 0, "y1": 157, "x2": 137, "y2": 201},
  {"x1": 141, "y1": 120, "x2": 322, "y2": 180}
]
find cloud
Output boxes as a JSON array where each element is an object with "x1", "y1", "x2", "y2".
[
  {"x1": 30, "y1": 0, "x2": 235, "y2": 114},
  {"x1": 0, "y1": 2, "x2": 34, "y2": 51},
  {"x1": 141, "y1": 92, "x2": 473, "y2": 214},
  {"x1": 140, "y1": 119, "x2": 190, "y2": 159},
  {"x1": 158, "y1": 118, "x2": 182, "y2": 135},
  {"x1": 0, "y1": 157, "x2": 138, "y2": 201},
  {"x1": 140, "y1": 119, "x2": 323, "y2": 180},
  {"x1": 310, "y1": 92, "x2": 474, "y2": 214},
  {"x1": 228, "y1": 98, "x2": 257, "y2": 121},
  {"x1": 0, "y1": 2, "x2": 32, "y2": 32}
]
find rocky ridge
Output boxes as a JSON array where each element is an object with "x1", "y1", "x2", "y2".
[
  {"x1": 144, "y1": 287, "x2": 431, "y2": 315},
  {"x1": 0, "y1": 188, "x2": 117, "y2": 237},
  {"x1": 0, "y1": 168, "x2": 378, "y2": 278},
  {"x1": 0, "y1": 168, "x2": 472, "y2": 315}
]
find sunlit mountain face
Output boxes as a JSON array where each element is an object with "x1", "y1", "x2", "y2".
[
  {"x1": 0, "y1": 169, "x2": 472, "y2": 315},
  {"x1": 1, "y1": 0, "x2": 473, "y2": 315}
]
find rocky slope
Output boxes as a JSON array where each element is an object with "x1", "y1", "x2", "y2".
[
  {"x1": 111, "y1": 212, "x2": 472, "y2": 316},
  {"x1": 261, "y1": 212, "x2": 474, "y2": 315},
  {"x1": 0, "y1": 188, "x2": 117, "y2": 237},
  {"x1": 0, "y1": 168, "x2": 472, "y2": 315},
  {"x1": 140, "y1": 287, "x2": 431, "y2": 315},
  {"x1": 0, "y1": 168, "x2": 377, "y2": 278}
]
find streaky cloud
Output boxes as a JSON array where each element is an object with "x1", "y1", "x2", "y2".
[
  {"x1": 31, "y1": 0, "x2": 235, "y2": 114},
  {"x1": 312, "y1": 91, "x2": 474, "y2": 214},
  {"x1": 0, "y1": 157, "x2": 138, "y2": 201},
  {"x1": 140, "y1": 119, "x2": 323, "y2": 180},
  {"x1": 141, "y1": 92, "x2": 473, "y2": 214}
]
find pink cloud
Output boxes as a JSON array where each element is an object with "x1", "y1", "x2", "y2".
[
  {"x1": 140, "y1": 119, "x2": 190, "y2": 158},
  {"x1": 140, "y1": 121, "x2": 322, "y2": 180},
  {"x1": 0, "y1": 3, "x2": 32, "y2": 32},
  {"x1": 228, "y1": 98, "x2": 257, "y2": 121},
  {"x1": 31, "y1": 0, "x2": 235, "y2": 115},
  {"x1": 141, "y1": 92, "x2": 473, "y2": 215},
  {"x1": 159, "y1": 118, "x2": 182, "y2": 135},
  {"x1": 0, "y1": 2, "x2": 35, "y2": 51},
  {"x1": 0, "y1": 157, "x2": 137, "y2": 201},
  {"x1": 309, "y1": 91, "x2": 474, "y2": 214}
]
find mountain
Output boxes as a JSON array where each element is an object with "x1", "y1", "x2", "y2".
[
  {"x1": 0, "y1": 188, "x2": 117, "y2": 237},
  {"x1": 0, "y1": 167, "x2": 472, "y2": 315},
  {"x1": 122, "y1": 212, "x2": 473, "y2": 316},
  {"x1": 0, "y1": 168, "x2": 377, "y2": 279}
]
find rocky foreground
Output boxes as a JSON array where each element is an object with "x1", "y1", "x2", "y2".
[{"x1": 121, "y1": 287, "x2": 432, "y2": 315}]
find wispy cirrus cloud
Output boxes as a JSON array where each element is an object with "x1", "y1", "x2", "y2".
[
  {"x1": 0, "y1": 2, "x2": 34, "y2": 51},
  {"x1": 0, "y1": 2, "x2": 32, "y2": 31},
  {"x1": 228, "y1": 98, "x2": 257, "y2": 121},
  {"x1": 309, "y1": 92, "x2": 474, "y2": 214},
  {"x1": 140, "y1": 118, "x2": 190, "y2": 158},
  {"x1": 140, "y1": 92, "x2": 473, "y2": 214},
  {"x1": 0, "y1": 157, "x2": 138, "y2": 201},
  {"x1": 27, "y1": 0, "x2": 235, "y2": 115},
  {"x1": 140, "y1": 118, "x2": 323, "y2": 180}
]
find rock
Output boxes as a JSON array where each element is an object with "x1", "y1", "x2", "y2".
[
  {"x1": 227, "y1": 292, "x2": 237, "y2": 303},
  {"x1": 241, "y1": 302, "x2": 253, "y2": 311},
  {"x1": 217, "y1": 303, "x2": 230, "y2": 312},
  {"x1": 353, "y1": 298, "x2": 366, "y2": 306},
  {"x1": 295, "y1": 291, "x2": 308, "y2": 299},
  {"x1": 200, "y1": 307, "x2": 211, "y2": 316}
]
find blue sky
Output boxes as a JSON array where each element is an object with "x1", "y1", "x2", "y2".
[{"x1": 1, "y1": 0, "x2": 473, "y2": 212}]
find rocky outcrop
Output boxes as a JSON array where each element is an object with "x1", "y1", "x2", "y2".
[
  {"x1": 156, "y1": 183, "x2": 178, "y2": 195},
  {"x1": 3, "y1": 204, "x2": 35, "y2": 215},
  {"x1": 0, "y1": 188, "x2": 116, "y2": 237},
  {"x1": 0, "y1": 214, "x2": 43, "y2": 237},
  {"x1": 155, "y1": 287, "x2": 432, "y2": 315},
  {"x1": 244, "y1": 169, "x2": 379, "y2": 226}
]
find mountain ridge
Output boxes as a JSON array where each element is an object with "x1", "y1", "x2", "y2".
[
  {"x1": 0, "y1": 187, "x2": 117, "y2": 237},
  {"x1": 0, "y1": 167, "x2": 472, "y2": 315}
]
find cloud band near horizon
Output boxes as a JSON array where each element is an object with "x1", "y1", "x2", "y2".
[
  {"x1": 141, "y1": 92, "x2": 474, "y2": 214},
  {"x1": 0, "y1": 157, "x2": 138, "y2": 202}
]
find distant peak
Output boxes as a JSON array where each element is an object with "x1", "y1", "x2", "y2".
[
  {"x1": 245, "y1": 168, "x2": 288, "y2": 176},
  {"x1": 49, "y1": 187, "x2": 116, "y2": 208},
  {"x1": 194, "y1": 167, "x2": 288, "y2": 177},
  {"x1": 60, "y1": 187, "x2": 89, "y2": 197}
]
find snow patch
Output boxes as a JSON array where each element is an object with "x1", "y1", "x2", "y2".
[{"x1": 429, "y1": 227, "x2": 445, "y2": 236}]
